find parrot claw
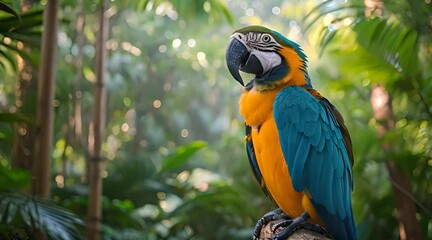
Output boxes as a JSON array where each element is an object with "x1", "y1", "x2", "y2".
[
  {"x1": 271, "y1": 211, "x2": 310, "y2": 239},
  {"x1": 252, "y1": 208, "x2": 291, "y2": 240},
  {"x1": 254, "y1": 210, "x2": 328, "y2": 240}
]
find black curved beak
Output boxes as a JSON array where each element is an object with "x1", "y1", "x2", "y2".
[{"x1": 226, "y1": 37, "x2": 249, "y2": 86}]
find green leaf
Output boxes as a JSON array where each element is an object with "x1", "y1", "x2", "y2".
[
  {"x1": 135, "y1": 0, "x2": 149, "y2": 11},
  {"x1": 317, "y1": 26, "x2": 337, "y2": 56},
  {"x1": 160, "y1": 141, "x2": 207, "y2": 173},
  {"x1": 0, "y1": 8, "x2": 42, "y2": 33},
  {"x1": 0, "y1": 48, "x2": 16, "y2": 69},
  {"x1": 2, "y1": 31, "x2": 41, "y2": 48},
  {"x1": 0, "y1": 2, "x2": 20, "y2": 21},
  {"x1": 0, "y1": 113, "x2": 33, "y2": 125},
  {"x1": 352, "y1": 18, "x2": 419, "y2": 76},
  {"x1": 0, "y1": 224, "x2": 28, "y2": 240},
  {"x1": 303, "y1": 2, "x2": 364, "y2": 33},
  {"x1": 220, "y1": 5, "x2": 233, "y2": 24},
  {"x1": 0, "y1": 191, "x2": 84, "y2": 239},
  {"x1": 0, "y1": 165, "x2": 31, "y2": 191}
]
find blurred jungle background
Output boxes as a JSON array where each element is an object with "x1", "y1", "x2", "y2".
[{"x1": 0, "y1": 0, "x2": 431, "y2": 239}]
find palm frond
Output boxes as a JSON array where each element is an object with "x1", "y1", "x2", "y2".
[
  {"x1": 304, "y1": 1, "x2": 420, "y2": 78},
  {"x1": 352, "y1": 18, "x2": 419, "y2": 76},
  {"x1": 0, "y1": 191, "x2": 84, "y2": 240},
  {"x1": 0, "y1": 1, "x2": 20, "y2": 20},
  {"x1": 0, "y1": 46, "x2": 16, "y2": 69},
  {"x1": 0, "y1": 8, "x2": 43, "y2": 33},
  {"x1": 130, "y1": 0, "x2": 233, "y2": 24},
  {"x1": 0, "y1": 8, "x2": 43, "y2": 70},
  {"x1": 303, "y1": 1, "x2": 364, "y2": 33}
]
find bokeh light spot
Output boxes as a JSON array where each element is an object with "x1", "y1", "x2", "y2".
[
  {"x1": 187, "y1": 39, "x2": 196, "y2": 48},
  {"x1": 121, "y1": 123, "x2": 129, "y2": 132},
  {"x1": 181, "y1": 129, "x2": 189, "y2": 138},
  {"x1": 172, "y1": 39, "x2": 181, "y2": 48},
  {"x1": 159, "y1": 45, "x2": 167, "y2": 53},
  {"x1": 272, "y1": 6, "x2": 280, "y2": 15},
  {"x1": 153, "y1": 99, "x2": 162, "y2": 109}
]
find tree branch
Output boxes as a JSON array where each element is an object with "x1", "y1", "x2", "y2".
[{"x1": 259, "y1": 219, "x2": 331, "y2": 240}]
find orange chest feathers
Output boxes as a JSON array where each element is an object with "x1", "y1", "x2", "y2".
[
  {"x1": 239, "y1": 88, "x2": 303, "y2": 217},
  {"x1": 239, "y1": 88, "x2": 279, "y2": 127},
  {"x1": 238, "y1": 87, "x2": 323, "y2": 224}
]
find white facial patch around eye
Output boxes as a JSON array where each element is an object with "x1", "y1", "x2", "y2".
[
  {"x1": 261, "y1": 34, "x2": 271, "y2": 42},
  {"x1": 232, "y1": 32, "x2": 252, "y2": 51},
  {"x1": 249, "y1": 49, "x2": 281, "y2": 74}
]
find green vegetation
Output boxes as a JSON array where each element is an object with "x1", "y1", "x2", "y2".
[{"x1": 0, "y1": 0, "x2": 430, "y2": 239}]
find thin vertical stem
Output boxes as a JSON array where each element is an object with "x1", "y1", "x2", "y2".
[
  {"x1": 32, "y1": 0, "x2": 59, "y2": 198},
  {"x1": 86, "y1": 0, "x2": 108, "y2": 239}
]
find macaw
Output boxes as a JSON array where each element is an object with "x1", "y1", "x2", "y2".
[{"x1": 225, "y1": 25, "x2": 357, "y2": 240}]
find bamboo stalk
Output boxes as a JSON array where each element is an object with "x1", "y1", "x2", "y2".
[
  {"x1": 86, "y1": 0, "x2": 108, "y2": 239},
  {"x1": 32, "y1": 0, "x2": 59, "y2": 198}
]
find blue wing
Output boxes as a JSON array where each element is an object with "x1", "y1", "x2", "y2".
[
  {"x1": 245, "y1": 125, "x2": 273, "y2": 199},
  {"x1": 245, "y1": 125, "x2": 263, "y2": 187},
  {"x1": 273, "y1": 86, "x2": 357, "y2": 240}
]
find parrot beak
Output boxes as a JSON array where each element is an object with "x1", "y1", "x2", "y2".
[
  {"x1": 226, "y1": 37, "x2": 249, "y2": 86},
  {"x1": 226, "y1": 37, "x2": 264, "y2": 87}
]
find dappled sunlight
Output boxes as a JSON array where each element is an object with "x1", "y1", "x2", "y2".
[
  {"x1": 153, "y1": 99, "x2": 162, "y2": 109},
  {"x1": 180, "y1": 128, "x2": 189, "y2": 138},
  {"x1": 0, "y1": 0, "x2": 430, "y2": 239},
  {"x1": 188, "y1": 168, "x2": 221, "y2": 192}
]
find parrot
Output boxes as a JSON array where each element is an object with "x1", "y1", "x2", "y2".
[{"x1": 225, "y1": 25, "x2": 357, "y2": 240}]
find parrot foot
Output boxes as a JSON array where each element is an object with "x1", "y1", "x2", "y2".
[
  {"x1": 252, "y1": 208, "x2": 291, "y2": 240},
  {"x1": 271, "y1": 211, "x2": 328, "y2": 240}
]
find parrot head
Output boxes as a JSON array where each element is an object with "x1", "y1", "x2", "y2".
[{"x1": 226, "y1": 25, "x2": 311, "y2": 90}]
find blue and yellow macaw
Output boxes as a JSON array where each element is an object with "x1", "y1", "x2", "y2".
[{"x1": 225, "y1": 26, "x2": 357, "y2": 240}]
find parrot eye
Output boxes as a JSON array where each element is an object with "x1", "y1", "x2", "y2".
[{"x1": 261, "y1": 34, "x2": 271, "y2": 43}]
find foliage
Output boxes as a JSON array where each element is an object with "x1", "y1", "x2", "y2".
[
  {"x1": 0, "y1": 6, "x2": 42, "y2": 69},
  {"x1": 0, "y1": 154, "x2": 83, "y2": 240},
  {"x1": 0, "y1": 113, "x2": 29, "y2": 142},
  {"x1": 52, "y1": 141, "x2": 255, "y2": 239},
  {"x1": 303, "y1": 0, "x2": 432, "y2": 238},
  {"x1": 0, "y1": 165, "x2": 31, "y2": 191},
  {"x1": 0, "y1": 0, "x2": 431, "y2": 239},
  {"x1": 0, "y1": 224, "x2": 28, "y2": 240},
  {"x1": 0, "y1": 1, "x2": 20, "y2": 19},
  {"x1": 121, "y1": 0, "x2": 234, "y2": 24},
  {"x1": 0, "y1": 191, "x2": 84, "y2": 240}
]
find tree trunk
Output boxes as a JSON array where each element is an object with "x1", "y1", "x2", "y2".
[
  {"x1": 72, "y1": 0, "x2": 85, "y2": 150},
  {"x1": 32, "y1": 0, "x2": 59, "y2": 198},
  {"x1": 11, "y1": 53, "x2": 37, "y2": 171},
  {"x1": 364, "y1": 1, "x2": 422, "y2": 239},
  {"x1": 370, "y1": 85, "x2": 422, "y2": 240},
  {"x1": 11, "y1": 0, "x2": 37, "y2": 172},
  {"x1": 87, "y1": 0, "x2": 108, "y2": 239}
]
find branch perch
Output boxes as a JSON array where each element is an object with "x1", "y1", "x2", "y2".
[{"x1": 259, "y1": 219, "x2": 331, "y2": 240}]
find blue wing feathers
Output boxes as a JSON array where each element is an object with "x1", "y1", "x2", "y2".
[
  {"x1": 308, "y1": 123, "x2": 320, "y2": 143},
  {"x1": 291, "y1": 137, "x2": 310, "y2": 191},
  {"x1": 336, "y1": 179, "x2": 345, "y2": 217},
  {"x1": 319, "y1": 107, "x2": 329, "y2": 124},
  {"x1": 307, "y1": 149, "x2": 323, "y2": 196},
  {"x1": 273, "y1": 86, "x2": 357, "y2": 240},
  {"x1": 286, "y1": 129, "x2": 300, "y2": 165},
  {"x1": 245, "y1": 125, "x2": 267, "y2": 195},
  {"x1": 290, "y1": 105, "x2": 300, "y2": 123},
  {"x1": 316, "y1": 128, "x2": 326, "y2": 151}
]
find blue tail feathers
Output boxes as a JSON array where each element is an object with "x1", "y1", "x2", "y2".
[{"x1": 313, "y1": 203, "x2": 357, "y2": 240}]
